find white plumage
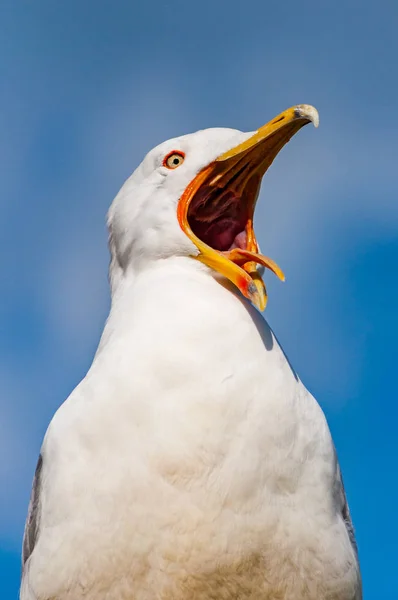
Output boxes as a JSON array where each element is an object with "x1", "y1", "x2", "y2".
[{"x1": 21, "y1": 106, "x2": 362, "y2": 600}]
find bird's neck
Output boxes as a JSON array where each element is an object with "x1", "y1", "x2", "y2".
[{"x1": 95, "y1": 256, "x2": 274, "y2": 364}]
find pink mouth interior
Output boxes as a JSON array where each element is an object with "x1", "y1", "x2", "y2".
[{"x1": 187, "y1": 186, "x2": 248, "y2": 252}]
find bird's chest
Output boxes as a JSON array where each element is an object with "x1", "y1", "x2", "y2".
[
  {"x1": 82, "y1": 314, "x2": 307, "y2": 502},
  {"x1": 37, "y1": 298, "x2": 347, "y2": 600},
  {"x1": 50, "y1": 304, "x2": 327, "y2": 534}
]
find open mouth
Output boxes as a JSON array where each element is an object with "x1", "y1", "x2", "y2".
[
  {"x1": 178, "y1": 105, "x2": 319, "y2": 310},
  {"x1": 188, "y1": 185, "x2": 251, "y2": 252}
]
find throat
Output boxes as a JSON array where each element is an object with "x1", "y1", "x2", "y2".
[{"x1": 187, "y1": 187, "x2": 249, "y2": 252}]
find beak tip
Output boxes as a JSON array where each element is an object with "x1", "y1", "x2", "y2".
[{"x1": 294, "y1": 104, "x2": 320, "y2": 128}]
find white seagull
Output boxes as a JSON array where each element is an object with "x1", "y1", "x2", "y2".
[{"x1": 21, "y1": 105, "x2": 362, "y2": 600}]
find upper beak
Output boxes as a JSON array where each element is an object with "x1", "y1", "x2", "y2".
[{"x1": 177, "y1": 104, "x2": 319, "y2": 311}]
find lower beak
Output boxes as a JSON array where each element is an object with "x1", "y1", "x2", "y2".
[{"x1": 177, "y1": 104, "x2": 319, "y2": 311}]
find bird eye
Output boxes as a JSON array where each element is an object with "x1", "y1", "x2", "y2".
[{"x1": 163, "y1": 151, "x2": 185, "y2": 169}]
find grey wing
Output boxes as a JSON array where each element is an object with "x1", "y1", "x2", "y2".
[
  {"x1": 338, "y1": 465, "x2": 363, "y2": 599},
  {"x1": 22, "y1": 454, "x2": 43, "y2": 567},
  {"x1": 336, "y1": 462, "x2": 359, "y2": 557},
  {"x1": 333, "y1": 450, "x2": 362, "y2": 599},
  {"x1": 340, "y1": 470, "x2": 358, "y2": 556}
]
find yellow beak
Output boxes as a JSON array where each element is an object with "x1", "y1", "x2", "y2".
[{"x1": 177, "y1": 104, "x2": 319, "y2": 310}]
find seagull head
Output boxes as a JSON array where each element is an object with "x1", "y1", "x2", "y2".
[{"x1": 108, "y1": 104, "x2": 319, "y2": 310}]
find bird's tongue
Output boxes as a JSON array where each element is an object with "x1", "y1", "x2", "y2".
[
  {"x1": 229, "y1": 230, "x2": 247, "y2": 250},
  {"x1": 215, "y1": 229, "x2": 247, "y2": 251}
]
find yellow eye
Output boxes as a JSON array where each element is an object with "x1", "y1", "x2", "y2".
[{"x1": 163, "y1": 151, "x2": 185, "y2": 169}]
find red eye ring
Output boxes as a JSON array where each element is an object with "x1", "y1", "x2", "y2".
[{"x1": 163, "y1": 150, "x2": 186, "y2": 169}]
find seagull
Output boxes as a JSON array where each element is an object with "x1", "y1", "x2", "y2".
[{"x1": 21, "y1": 105, "x2": 362, "y2": 600}]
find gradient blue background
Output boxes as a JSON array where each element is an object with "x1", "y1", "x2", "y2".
[{"x1": 1, "y1": 1, "x2": 397, "y2": 597}]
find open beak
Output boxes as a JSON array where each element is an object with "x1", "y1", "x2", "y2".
[{"x1": 177, "y1": 104, "x2": 319, "y2": 311}]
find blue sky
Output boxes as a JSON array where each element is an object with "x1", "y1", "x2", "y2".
[{"x1": 1, "y1": 0, "x2": 397, "y2": 597}]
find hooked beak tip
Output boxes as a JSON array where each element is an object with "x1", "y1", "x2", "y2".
[{"x1": 294, "y1": 104, "x2": 320, "y2": 128}]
